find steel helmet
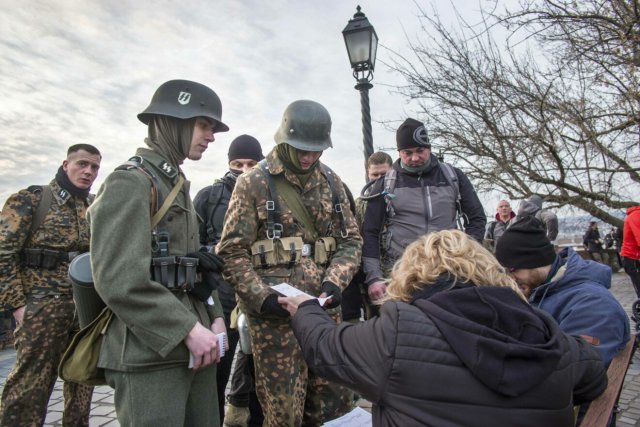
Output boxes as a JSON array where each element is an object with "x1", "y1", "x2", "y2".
[
  {"x1": 138, "y1": 79, "x2": 229, "y2": 133},
  {"x1": 273, "y1": 100, "x2": 333, "y2": 151}
]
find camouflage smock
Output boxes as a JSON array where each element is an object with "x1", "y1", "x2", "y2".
[
  {"x1": 0, "y1": 180, "x2": 91, "y2": 310},
  {"x1": 217, "y1": 148, "x2": 362, "y2": 316}
]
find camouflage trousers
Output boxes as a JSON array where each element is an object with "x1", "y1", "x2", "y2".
[
  {"x1": 0, "y1": 295, "x2": 93, "y2": 427},
  {"x1": 247, "y1": 313, "x2": 353, "y2": 427}
]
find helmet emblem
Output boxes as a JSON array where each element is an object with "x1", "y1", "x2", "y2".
[
  {"x1": 177, "y1": 91, "x2": 192, "y2": 105},
  {"x1": 412, "y1": 125, "x2": 430, "y2": 146}
]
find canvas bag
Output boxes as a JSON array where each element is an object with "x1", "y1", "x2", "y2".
[{"x1": 58, "y1": 307, "x2": 113, "y2": 386}]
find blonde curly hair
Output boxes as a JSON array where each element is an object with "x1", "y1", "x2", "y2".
[{"x1": 385, "y1": 229, "x2": 525, "y2": 303}]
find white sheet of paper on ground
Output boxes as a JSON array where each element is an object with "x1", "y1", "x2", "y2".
[
  {"x1": 271, "y1": 283, "x2": 330, "y2": 307},
  {"x1": 322, "y1": 406, "x2": 372, "y2": 427}
]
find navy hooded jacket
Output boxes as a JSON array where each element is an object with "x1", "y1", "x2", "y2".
[{"x1": 529, "y1": 248, "x2": 630, "y2": 365}]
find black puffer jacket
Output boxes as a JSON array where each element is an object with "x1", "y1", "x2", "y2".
[{"x1": 292, "y1": 283, "x2": 606, "y2": 427}]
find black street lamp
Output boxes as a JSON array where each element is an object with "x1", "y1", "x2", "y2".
[{"x1": 342, "y1": 5, "x2": 378, "y2": 181}]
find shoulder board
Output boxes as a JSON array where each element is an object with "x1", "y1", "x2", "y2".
[{"x1": 115, "y1": 156, "x2": 145, "y2": 172}]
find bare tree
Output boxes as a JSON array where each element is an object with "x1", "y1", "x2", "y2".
[{"x1": 386, "y1": 0, "x2": 640, "y2": 227}]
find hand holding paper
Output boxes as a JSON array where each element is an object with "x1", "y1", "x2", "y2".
[{"x1": 273, "y1": 283, "x2": 331, "y2": 316}]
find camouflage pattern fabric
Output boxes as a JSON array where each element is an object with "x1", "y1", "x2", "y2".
[
  {"x1": 0, "y1": 179, "x2": 93, "y2": 426},
  {"x1": 247, "y1": 314, "x2": 352, "y2": 427},
  {"x1": 0, "y1": 296, "x2": 93, "y2": 426},
  {"x1": 218, "y1": 148, "x2": 362, "y2": 426},
  {"x1": 0, "y1": 180, "x2": 91, "y2": 309},
  {"x1": 354, "y1": 197, "x2": 367, "y2": 233}
]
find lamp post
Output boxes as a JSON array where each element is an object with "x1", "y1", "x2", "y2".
[{"x1": 342, "y1": 5, "x2": 378, "y2": 181}]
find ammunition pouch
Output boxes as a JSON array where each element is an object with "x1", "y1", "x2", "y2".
[
  {"x1": 151, "y1": 256, "x2": 199, "y2": 290},
  {"x1": 23, "y1": 248, "x2": 79, "y2": 270},
  {"x1": 250, "y1": 237, "x2": 303, "y2": 269},
  {"x1": 314, "y1": 237, "x2": 336, "y2": 265}
]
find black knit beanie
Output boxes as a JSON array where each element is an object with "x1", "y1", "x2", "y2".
[
  {"x1": 495, "y1": 216, "x2": 557, "y2": 269},
  {"x1": 228, "y1": 134, "x2": 264, "y2": 162},
  {"x1": 396, "y1": 118, "x2": 430, "y2": 150}
]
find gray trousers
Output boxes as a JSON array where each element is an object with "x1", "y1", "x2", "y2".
[{"x1": 106, "y1": 364, "x2": 219, "y2": 427}]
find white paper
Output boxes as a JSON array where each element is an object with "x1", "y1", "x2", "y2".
[
  {"x1": 322, "y1": 407, "x2": 372, "y2": 427},
  {"x1": 218, "y1": 332, "x2": 227, "y2": 358},
  {"x1": 188, "y1": 332, "x2": 228, "y2": 368},
  {"x1": 271, "y1": 283, "x2": 330, "y2": 306}
]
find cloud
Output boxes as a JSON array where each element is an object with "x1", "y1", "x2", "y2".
[{"x1": 0, "y1": 0, "x2": 492, "y2": 215}]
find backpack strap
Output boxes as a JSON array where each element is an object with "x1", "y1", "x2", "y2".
[
  {"x1": 26, "y1": 185, "x2": 54, "y2": 243},
  {"x1": 258, "y1": 160, "x2": 283, "y2": 239},
  {"x1": 204, "y1": 181, "x2": 227, "y2": 244},
  {"x1": 439, "y1": 162, "x2": 466, "y2": 229},
  {"x1": 320, "y1": 164, "x2": 348, "y2": 238},
  {"x1": 382, "y1": 169, "x2": 398, "y2": 219}
]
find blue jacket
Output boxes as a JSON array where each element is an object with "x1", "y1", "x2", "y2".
[{"x1": 529, "y1": 248, "x2": 630, "y2": 365}]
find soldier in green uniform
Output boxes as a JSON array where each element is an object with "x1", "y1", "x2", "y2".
[
  {"x1": 89, "y1": 80, "x2": 228, "y2": 426},
  {"x1": 0, "y1": 144, "x2": 102, "y2": 426},
  {"x1": 217, "y1": 100, "x2": 363, "y2": 427}
]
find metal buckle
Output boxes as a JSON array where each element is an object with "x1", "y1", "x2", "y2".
[
  {"x1": 266, "y1": 201, "x2": 275, "y2": 211},
  {"x1": 301, "y1": 244, "x2": 311, "y2": 257}
]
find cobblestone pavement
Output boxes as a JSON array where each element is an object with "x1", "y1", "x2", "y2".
[{"x1": 0, "y1": 272, "x2": 638, "y2": 426}]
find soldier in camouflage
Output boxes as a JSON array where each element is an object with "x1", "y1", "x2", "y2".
[
  {"x1": 217, "y1": 100, "x2": 363, "y2": 427},
  {"x1": 0, "y1": 144, "x2": 102, "y2": 427}
]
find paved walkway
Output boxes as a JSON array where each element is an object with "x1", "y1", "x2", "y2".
[{"x1": 0, "y1": 272, "x2": 638, "y2": 426}]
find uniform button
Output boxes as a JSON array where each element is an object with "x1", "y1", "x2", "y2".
[{"x1": 167, "y1": 215, "x2": 174, "y2": 222}]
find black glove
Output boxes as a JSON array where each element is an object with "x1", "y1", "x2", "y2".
[
  {"x1": 321, "y1": 281, "x2": 342, "y2": 309},
  {"x1": 190, "y1": 271, "x2": 224, "y2": 302},
  {"x1": 187, "y1": 250, "x2": 225, "y2": 273},
  {"x1": 186, "y1": 251, "x2": 225, "y2": 302},
  {"x1": 261, "y1": 294, "x2": 290, "y2": 318}
]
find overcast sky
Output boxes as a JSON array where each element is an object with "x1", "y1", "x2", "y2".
[{"x1": 0, "y1": 0, "x2": 506, "y2": 214}]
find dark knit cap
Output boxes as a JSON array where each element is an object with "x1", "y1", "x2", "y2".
[
  {"x1": 396, "y1": 118, "x2": 431, "y2": 150},
  {"x1": 495, "y1": 216, "x2": 557, "y2": 269},
  {"x1": 228, "y1": 134, "x2": 264, "y2": 162}
]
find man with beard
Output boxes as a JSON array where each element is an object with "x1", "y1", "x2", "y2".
[
  {"x1": 361, "y1": 118, "x2": 486, "y2": 304},
  {"x1": 217, "y1": 100, "x2": 362, "y2": 426},
  {"x1": 0, "y1": 144, "x2": 101, "y2": 426},
  {"x1": 89, "y1": 80, "x2": 228, "y2": 426}
]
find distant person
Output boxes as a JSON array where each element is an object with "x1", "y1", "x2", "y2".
[
  {"x1": 484, "y1": 199, "x2": 515, "y2": 252},
  {"x1": 515, "y1": 195, "x2": 558, "y2": 242},
  {"x1": 355, "y1": 151, "x2": 393, "y2": 227},
  {"x1": 621, "y1": 206, "x2": 640, "y2": 297},
  {"x1": 496, "y1": 217, "x2": 629, "y2": 366},
  {"x1": 0, "y1": 144, "x2": 101, "y2": 426},
  {"x1": 279, "y1": 230, "x2": 607, "y2": 427},
  {"x1": 193, "y1": 134, "x2": 265, "y2": 427},
  {"x1": 362, "y1": 118, "x2": 486, "y2": 305},
  {"x1": 583, "y1": 221, "x2": 609, "y2": 265}
]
